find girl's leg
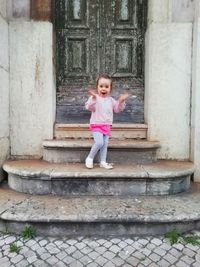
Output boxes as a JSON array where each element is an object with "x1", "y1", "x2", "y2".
[
  {"x1": 99, "y1": 135, "x2": 113, "y2": 169},
  {"x1": 99, "y1": 135, "x2": 109, "y2": 162},
  {"x1": 88, "y1": 131, "x2": 104, "y2": 159},
  {"x1": 85, "y1": 132, "x2": 104, "y2": 168}
]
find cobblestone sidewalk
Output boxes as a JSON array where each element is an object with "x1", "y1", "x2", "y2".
[{"x1": 1, "y1": 232, "x2": 200, "y2": 267}]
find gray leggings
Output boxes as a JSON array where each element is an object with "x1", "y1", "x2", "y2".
[{"x1": 87, "y1": 131, "x2": 109, "y2": 162}]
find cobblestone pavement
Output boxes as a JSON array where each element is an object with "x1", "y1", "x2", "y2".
[{"x1": 1, "y1": 232, "x2": 200, "y2": 267}]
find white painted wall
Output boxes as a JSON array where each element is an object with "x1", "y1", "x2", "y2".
[
  {"x1": 0, "y1": 0, "x2": 9, "y2": 181},
  {"x1": 9, "y1": 21, "x2": 55, "y2": 157}
]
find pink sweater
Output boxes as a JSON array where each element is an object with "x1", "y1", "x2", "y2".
[{"x1": 85, "y1": 95, "x2": 125, "y2": 125}]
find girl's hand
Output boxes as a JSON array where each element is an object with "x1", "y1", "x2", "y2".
[
  {"x1": 88, "y1": 90, "x2": 97, "y2": 99},
  {"x1": 119, "y1": 93, "x2": 130, "y2": 102}
]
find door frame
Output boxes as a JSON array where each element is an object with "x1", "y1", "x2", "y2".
[
  {"x1": 54, "y1": 0, "x2": 148, "y2": 124},
  {"x1": 31, "y1": 0, "x2": 149, "y2": 126}
]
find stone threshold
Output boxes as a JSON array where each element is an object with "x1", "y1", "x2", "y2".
[{"x1": 0, "y1": 183, "x2": 200, "y2": 237}]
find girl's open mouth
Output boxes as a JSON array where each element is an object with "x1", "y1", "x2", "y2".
[{"x1": 101, "y1": 91, "x2": 107, "y2": 96}]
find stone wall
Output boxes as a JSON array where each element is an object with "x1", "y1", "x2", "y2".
[
  {"x1": 0, "y1": 1, "x2": 9, "y2": 181},
  {"x1": 3, "y1": 0, "x2": 200, "y2": 182}
]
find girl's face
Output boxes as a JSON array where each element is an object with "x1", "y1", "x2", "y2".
[{"x1": 97, "y1": 77, "x2": 112, "y2": 98}]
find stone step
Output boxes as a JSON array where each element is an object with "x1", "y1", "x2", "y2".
[
  {"x1": 43, "y1": 139, "x2": 160, "y2": 164},
  {"x1": 3, "y1": 160, "x2": 194, "y2": 196},
  {"x1": 0, "y1": 182, "x2": 200, "y2": 237},
  {"x1": 55, "y1": 123, "x2": 148, "y2": 139}
]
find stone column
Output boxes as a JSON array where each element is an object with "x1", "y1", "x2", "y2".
[
  {"x1": 8, "y1": 0, "x2": 55, "y2": 158},
  {"x1": 0, "y1": 0, "x2": 9, "y2": 181},
  {"x1": 191, "y1": 0, "x2": 200, "y2": 182},
  {"x1": 9, "y1": 21, "x2": 55, "y2": 158},
  {"x1": 145, "y1": 0, "x2": 193, "y2": 160}
]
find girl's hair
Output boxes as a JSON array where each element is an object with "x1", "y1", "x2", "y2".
[{"x1": 96, "y1": 74, "x2": 112, "y2": 90}]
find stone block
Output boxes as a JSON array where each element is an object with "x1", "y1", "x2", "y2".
[
  {"x1": 172, "y1": 0, "x2": 195, "y2": 22},
  {"x1": 10, "y1": 0, "x2": 30, "y2": 19},
  {"x1": 0, "y1": 15, "x2": 8, "y2": 70},
  {"x1": 0, "y1": 138, "x2": 9, "y2": 182},
  {"x1": 51, "y1": 179, "x2": 147, "y2": 196},
  {"x1": 0, "y1": 68, "x2": 9, "y2": 138},
  {"x1": 43, "y1": 147, "x2": 158, "y2": 164},
  {"x1": 148, "y1": 0, "x2": 170, "y2": 23},
  {"x1": 8, "y1": 174, "x2": 51, "y2": 195},
  {"x1": 146, "y1": 176, "x2": 191, "y2": 195},
  {"x1": 0, "y1": 0, "x2": 7, "y2": 18}
]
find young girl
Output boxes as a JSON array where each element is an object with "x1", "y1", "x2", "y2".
[{"x1": 85, "y1": 74, "x2": 130, "y2": 169}]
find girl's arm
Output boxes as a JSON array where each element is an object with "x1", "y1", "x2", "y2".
[
  {"x1": 113, "y1": 93, "x2": 130, "y2": 113},
  {"x1": 119, "y1": 93, "x2": 130, "y2": 103}
]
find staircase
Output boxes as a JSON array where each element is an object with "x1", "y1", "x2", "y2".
[{"x1": 2, "y1": 124, "x2": 197, "y2": 237}]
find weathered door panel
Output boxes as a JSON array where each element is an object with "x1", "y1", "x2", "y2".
[
  {"x1": 56, "y1": 0, "x2": 99, "y2": 122},
  {"x1": 102, "y1": 0, "x2": 146, "y2": 123},
  {"x1": 55, "y1": 0, "x2": 147, "y2": 123}
]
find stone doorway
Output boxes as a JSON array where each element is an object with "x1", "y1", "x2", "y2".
[{"x1": 55, "y1": 0, "x2": 147, "y2": 123}]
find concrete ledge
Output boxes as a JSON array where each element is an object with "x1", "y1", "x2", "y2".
[
  {"x1": 3, "y1": 160, "x2": 194, "y2": 196},
  {"x1": 0, "y1": 184, "x2": 200, "y2": 236}
]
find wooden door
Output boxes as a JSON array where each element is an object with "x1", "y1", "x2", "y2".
[{"x1": 55, "y1": 0, "x2": 147, "y2": 123}]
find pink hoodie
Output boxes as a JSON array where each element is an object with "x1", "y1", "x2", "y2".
[{"x1": 85, "y1": 95, "x2": 125, "y2": 125}]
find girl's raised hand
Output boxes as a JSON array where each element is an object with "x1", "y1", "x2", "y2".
[
  {"x1": 88, "y1": 90, "x2": 97, "y2": 99},
  {"x1": 119, "y1": 93, "x2": 130, "y2": 102}
]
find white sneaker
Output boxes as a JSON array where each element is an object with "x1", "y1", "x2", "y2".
[
  {"x1": 85, "y1": 157, "x2": 93, "y2": 169},
  {"x1": 100, "y1": 162, "x2": 113, "y2": 169}
]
